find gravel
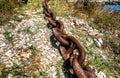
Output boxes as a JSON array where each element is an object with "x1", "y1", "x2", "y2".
[{"x1": 0, "y1": 10, "x2": 107, "y2": 78}]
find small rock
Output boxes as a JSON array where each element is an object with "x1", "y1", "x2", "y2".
[
  {"x1": 8, "y1": 74, "x2": 13, "y2": 78},
  {"x1": 88, "y1": 29, "x2": 99, "y2": 36},
  {"x1": 21, "y1": 52, "x2": 31, "y2": 59},
  {"x1": 94, "y1": 38, "x2": 103, "y2": 48},
  {"x1": 79, "y1": 19, "x2": 86, "y2": 25},
  {"x1": 9, "y1": 20, "x2": 15, "y2": 24},
  {"x1": 6, "y1": 61, "x2": 13, "y2": 67},
  {"x1": 86, "y1": 37, "x2": 94, "y2": 46},
  {"x1": 5, "y1": 50, "x2": 13, "y2": 57},
  {"x1": 100, "y1": 54, "x2": 107, "y2": 61},
  {"x1": 97, "y1": 71, "x2": 106, "y2": 78},
  {"x1": 90, "y1": 18, "x2": 95, "y2": 22},
  {"x1": 70, "y1": 22, "x2": 75, "y2": 26},
  {"x1": 18, "y1": 15, "x2": 24, "y2": 18},
  {"x1": 94, "y1": 39, "x2": 102, "y2": 48},
  {"x1": 73, "y1": 19, "x2": 80, "y2": 26},
  {"x1": 17, "y1": 46, "x2": 23, "y2": 50},
  {"x1": 19, "y1": 40, "x2": 25, "y2": 46},
  {"x1": 0, "y1": 43, "x2": 6, "y2": 47},
  {"x1": 94, "y1": 69, "x2": 98, "y2": 76},
  {"x1": 32, "y1": 12, "x2": 37, "y2": 14},
  {"x1": 98, "y1": 38, "x2": 103, "y2": 45},
  {"x1": 67, "y1": 0, "x2": 77, "y2": 2}
]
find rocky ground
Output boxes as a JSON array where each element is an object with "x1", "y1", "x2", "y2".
[{"x1": 0, "y1": 9, "x2": 119, "y2": 78}]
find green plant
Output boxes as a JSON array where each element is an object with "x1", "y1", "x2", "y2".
[
  {"x1": 22, "y1": 27, "x2": 34, "y2": 35},
  {"x1": 56, "y1": 67, "x2": 62, "y2": 78},
  {"x1": 87, "y1": 4, "x2": 120, "y2": 31},
  {"x1": 0, "y1": 64, "x2": 26, "y2": 78},
  {"x1": 0, "y1": 0, "x2": 17, "y2": 24},
  {"x1": 55, "y1": 60, "x2": 63, "y2": 78},
  {"x1": 13, "y1": 15, "x2": 22, "y2": 22},
  {"x1": 85, "y1": 42, "x2": 120, "y2": 78},
  {"x1": 3, "y1": 31, "x2": 13, "y2": 42},
  {"x1": 39, "y1": 71, "x2": 48, "y2": 77}
]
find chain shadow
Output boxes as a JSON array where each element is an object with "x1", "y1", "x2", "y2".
[
  {"x1": 49, "y1": 34, "x2": 76, "y2": 78},
  {"x1": 63, "y1": 60, "x2": 76, "y2": 78},
  {"x1": 50, "y1": 35, "x2": 59, "y2": 49}
]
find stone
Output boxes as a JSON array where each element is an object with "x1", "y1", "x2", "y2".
[
  {"x1": 21, "y1": 52, "x2": 31, "y2": 59},
  {"x1": 9, "y1": 20, "x2": 15, "y2": 24},
  {"x1": 94, "y1": 38, "x2": 103, "y2": 48},
  {"x1": 98, "y1": 38, "x2": 103, "y2": 45},
  {"x1": 5, "y1": 50, "x2": 13, "y2": 57},
  {"x1": 86, "y1": 37, "x2": 94, "y2": 46},
  {"x1": 0, "y1": 43, "x2": 6, "y2": 47},
  {"x1": 88, "y1": 29, "x2": 99, "y2": 36},
  {"x1": 97, "y1": 71, "x2": 106, "y2": 78},
  {"x1": 100, "y1": 54, "x2": 107, "y2": 60},
  {"x1": 79, "y1": 19, "x2": 86, "y2": 25},
  {"x1": 67, "y1": 0, "x2": 77, "y2": 3},
  {"x1": 94, "y1": 39, "x2": 102, "y2": 48},
  {"x1": 8, "y1": 74, "x2": 13, "y2": 78},
  {"x1": 18, "y1": 15, "x2": 24, "y2": 18}
]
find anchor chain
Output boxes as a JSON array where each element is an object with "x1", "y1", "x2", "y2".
[{"x1": 43, "y1": 0, "x2": 96, "y2": 78}]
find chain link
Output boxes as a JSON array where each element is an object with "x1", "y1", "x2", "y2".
[{"x1": 43, "y1": 0, "x2": 96, "y2": 78}]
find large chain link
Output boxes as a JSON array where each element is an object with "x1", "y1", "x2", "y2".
[{"x1": 43, "y1": 0, "x2": 96, "y2": 78}]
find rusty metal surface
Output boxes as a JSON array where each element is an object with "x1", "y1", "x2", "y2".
[{"x1": 43, "y1": 0, "x2": 96, "y2": 78}]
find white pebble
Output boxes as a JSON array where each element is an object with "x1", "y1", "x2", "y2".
[
  {"x1": 98, "y1": 38, "x2": 103, "y2": 44},
  {"x1": 5, "y1": 50, "x2": 13, "y2": 57},
  {"x1": 97, "y1": 71, "x2": 106, "y2": 78},
  {"x1": 0, "y1": 43, "x2": 6, "y2": 47}
]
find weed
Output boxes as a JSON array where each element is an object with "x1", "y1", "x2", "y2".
[
  {"x1": 0, "y1": 0, "x2": 16, "y2": 24},
  {"x1": 3, "y1": 31, "x2": 13, "y2": 43},
  {"x1": 22, "y1": 27, "x2": 34, "y2": 35},
  {"x1": 39, "y1": 71, "x2": 48, "y2": 77},
  {"x1": 0, "y1": 64, "x2": 26, "y2": 78},
  {"x1": 56, "y1": 67, "x2": 62, "y2": 78},
  {"x1": 85, "y1": 41, "x2": 119, "y2": 78},
  {"x1": 56, "y1": 60, "x2": 63, "y2": 78},
  {"x1": 13, "y1": 15, "x2": 22, "y2": 22}
]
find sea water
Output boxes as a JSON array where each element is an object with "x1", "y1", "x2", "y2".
[{"x1": 103, "y1": 4, "x2": 120, "y2": 11}]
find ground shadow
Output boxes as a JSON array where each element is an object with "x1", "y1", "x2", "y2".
[
  {"x1": 50, "y1": 35, "x2": 59, "y2": 49},
  {"x1": 50, "y1": 34, "x2": 76, "y2": 78}
]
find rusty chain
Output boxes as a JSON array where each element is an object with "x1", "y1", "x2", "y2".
[{"x1": 43, "y1": 0, "x2": 96, "y2": 78}]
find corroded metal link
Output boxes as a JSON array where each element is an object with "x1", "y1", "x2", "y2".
[
  {"x1": 52, "y1": 28, "x2": 69, "y2": 46},
  {"x1": 70, "y1": 54, "x2": 87, "y2": 78},
  {"x1": 84, "y1": 69, "x2": 97, "y2": 78},
  {"x1": 55, "y1": 20, "x2": 64, "y2": 32},
  {"x1": 70, "y1": 55, "x2": 97, "y2": 78},
  {"x1": 43, "y1": 2, "x2": 51, "y2": 14},
  {"x1": 43, "y1": 10, "x2": 51, "y2": 17},
  {"x1": 58, "y1": 34, "x2": 86, "y2": 64},
  {"x1": 43, "y1": 1, "x2": 56, "y2": 20},
  {"x1": 63, "y1": 35, "x2": 86, "y2": 65},
  {"x1": 60, "y1": 41, "x2": 76, "y2": 60},
  {"x1": 43, "y1": 0, "x2": 96, "y2": 78},
  {"x1": 48, "y1": 18, "x2": 57, "y2": 27}
]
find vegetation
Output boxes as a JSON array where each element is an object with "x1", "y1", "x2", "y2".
[
  {"x1": 3, "y1": 31, "x2": 13, "y2": 43},
  {"x1": 0, "y1": 0, "x2": 22, "y2": 24},
  {"x1": 0, "y1": 0, "x2": 119, "y2": 78}
]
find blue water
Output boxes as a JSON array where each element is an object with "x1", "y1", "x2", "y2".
[{"x1": 103, "y1": 4, "x2": 120, "y2": 11}]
